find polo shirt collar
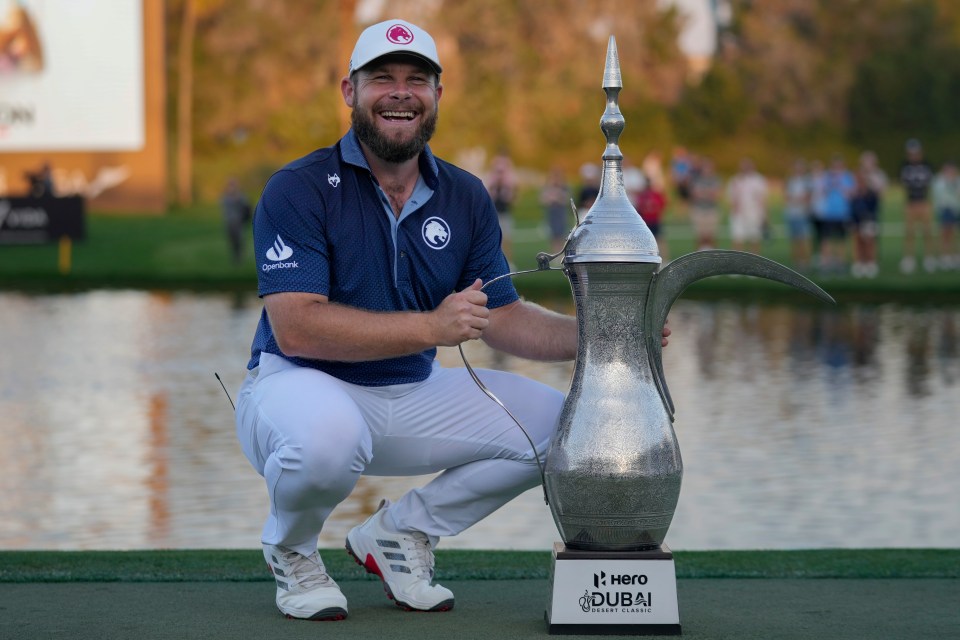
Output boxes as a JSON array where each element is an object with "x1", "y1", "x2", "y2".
[{"x1": 340, "y1": 129, "x2": 440, "y2": 190}]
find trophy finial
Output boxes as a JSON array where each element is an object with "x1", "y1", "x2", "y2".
[
  {"x1": 603, "y1": 35, "x2": 622, "y2": 89},
  {"x1": 563, "y1": 33, "x2": 660, "y2": 265},
  {"x1": 600, "y1": 36, "x2": 624, "y2": 163}
]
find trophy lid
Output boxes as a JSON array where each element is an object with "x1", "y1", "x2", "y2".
[{"x1": 564, "y1": 36, "x2": 660, "y2": 265}]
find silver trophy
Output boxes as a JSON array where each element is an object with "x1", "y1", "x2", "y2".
[{"x1": 543, "y1": 37, "x2": 832, "y2": 633}]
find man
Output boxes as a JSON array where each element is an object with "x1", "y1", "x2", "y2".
[
  {"x1": 484, "y1": 150, "x2": 517, "y2": 263},
  {"x1": 635, "y1": 173, "x2": 668, "y2": 260},
  {"x1": 220, "y1": 177, "x2": 251, "y2": 265},
  {"x1": 898, "y1": 139, "x2": 936, "y2": 273},
  {"x1": 689, "y1": 157, "x2": 722, "y2": 251},
  {"x1": 726, "y1": 158, "x2": 768, "y2": 254},
  {"x1": 236, "y1": 18, "x2": 667, "y2": 622}
]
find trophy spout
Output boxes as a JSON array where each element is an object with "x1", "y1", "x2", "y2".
[{"x1": 646, "y1": 250, "x2": 835, "y2": 418}]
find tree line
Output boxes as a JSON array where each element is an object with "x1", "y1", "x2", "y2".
[{"x1": 164, "y1": 0, "x2": 960, "y2": 202}]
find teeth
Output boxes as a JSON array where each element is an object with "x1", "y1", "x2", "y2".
[{"x1": 381, "y1": 111, "x2": 415, "y2": 119}]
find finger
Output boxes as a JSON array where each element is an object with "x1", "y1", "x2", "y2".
[
  {"x1": 468, "y1": 316, "x2": 490, "y2": 331},
  {"x1": 466, "y1": 304, "x2": 490, "y2": 321},
  {"x1": 464, "y1": 282, "x2": 488, "y2": 306}
]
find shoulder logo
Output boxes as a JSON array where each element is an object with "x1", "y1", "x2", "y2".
[
  {"x1": 328, "y1": 173, "x2": 340, "y2": 187},
  {"x1": 422, "y1": 216, "x2": 450, "y2": 250},
  {"x1": 386, "y1": 24, "x2": 414, "y2": 45},
  {"x1": 266, "y1": 235, "x2": 294, "y2": 261}
]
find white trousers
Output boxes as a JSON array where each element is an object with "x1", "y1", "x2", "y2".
[{"x1": 236, "y1": 352, "x2": 564, "y2": 556}]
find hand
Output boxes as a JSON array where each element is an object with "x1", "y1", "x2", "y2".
[
  {"x1": 661, "y1": 318, "x2": 671, "y2": 348},
  {"x1": 430, "y1": 279, "x2": 490, "y2": 346}
]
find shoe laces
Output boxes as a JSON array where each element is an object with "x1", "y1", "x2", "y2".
[
  {"x1": 276, "y1": 547, "x2": 334, "y2": 590},
  {"x1": 402, "y1": 532, "x2": 435, "y2": 581}
]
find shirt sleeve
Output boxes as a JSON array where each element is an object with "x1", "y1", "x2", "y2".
[
  {"x1": 253, "y1": 169, "x2": 331, "y2": 297},
  {"x1": 457, "y1": 182, "x2": 518, "y2": 309}
]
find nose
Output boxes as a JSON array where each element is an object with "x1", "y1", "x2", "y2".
[{"x1": 389, "y1": 81, "x2": 413, "y2": 98}]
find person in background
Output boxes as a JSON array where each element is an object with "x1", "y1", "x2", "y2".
[
  {"x1": 859, "y1": 151, "x2": 888, "y2": 204},
  {"x1": 636, "y1": 173, "x2": 668, "y2": 260},
  {"x1": 817, "y1": 155, "x2": 855, "y2": 275},
  {"x1": 853, "y1": 150, "x2": 889, "y2": 278},
  {"x1": 725, "y1": 158, "x2": 768, "y2": 254},
  {"x1": 807, "y1": 159, "x2": 826, "y2": 263},
  {"x1": 689, "y1": 156, "x2": 721, "y2": 251},
  {"x1": 898, "y1": 139, "x2": 936, "y2": 273},
  {"x1": 640, "y1": 151, "x2": 665, "y2": 198},
  {"x1": 221, "y1": 177, "x2": 252, "y2": 265},
  {"x1": 783, "y1": 159, "x2": 812, "y2": 271},
  {"x1": 622, "y1": 155, "x2": 647, "y2": 206},
  {"x1": 25, "y1": 161, "x2": 54, "y2": 198},
  {"x1": 670, "y1": 146, "x2": 693, "y2": 217},
  {"x1": 850, "y1": 169, "x2": 880, "y2": 278},
  {"x1": 932, "y1": 160, "x2": 960, "y2": 270},
  {"x1": 576, "y1": 162, "x2": 601, "y2": 213},
  {"x1": 850, "y1": 152, "x2": 886, "y2": 278},
  {"x1": 485, "y1": 150, "x2": 518, "y2": 264},
  {"x1": 540, "y1": 165, "x2": 572, "y2": 254}
]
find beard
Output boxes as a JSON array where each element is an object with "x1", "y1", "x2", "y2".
[{"x1": 351, "y1": 103, "x2": 438, "y2": 164}]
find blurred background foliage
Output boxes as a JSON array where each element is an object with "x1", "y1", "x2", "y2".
[{"x1": 163, "y1": 0, "x2": 960, "y2": 202}]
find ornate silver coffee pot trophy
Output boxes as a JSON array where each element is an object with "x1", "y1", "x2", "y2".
[{"x1": 540, "y1": 37, "x2": 834, "y2": 634}]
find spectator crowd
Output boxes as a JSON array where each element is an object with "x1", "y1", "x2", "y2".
[{"x1": 504, "y1": 139, "x2": 960, "y2": 279}]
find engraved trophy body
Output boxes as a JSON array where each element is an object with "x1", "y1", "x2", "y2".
[{"x1": 543, "y1": 37, "x2": 833, "y2": 634}]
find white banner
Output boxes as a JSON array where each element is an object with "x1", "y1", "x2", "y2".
[
  {"x1": 548, "y1": 556, "x2": 680, "y2": 626},
  {"x1": 0, "y1": 0, "x2": 144, "y2": 151}
]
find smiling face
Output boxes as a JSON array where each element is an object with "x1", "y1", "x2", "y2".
[{"x1": 342, "y1": 55, "x2": 442, "y2": 164}]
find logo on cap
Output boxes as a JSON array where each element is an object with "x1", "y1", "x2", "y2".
[{"x1": 386, "y1": 24, "x2": 414, "y2": 45}]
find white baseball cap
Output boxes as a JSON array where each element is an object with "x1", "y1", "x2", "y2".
[{"x1": 349, "y1": 19, "x2": 442, "y2": 75}]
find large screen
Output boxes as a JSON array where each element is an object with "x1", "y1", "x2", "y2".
[{"x1": 0, "y1": 0, "x2": 144, "y2": 151}]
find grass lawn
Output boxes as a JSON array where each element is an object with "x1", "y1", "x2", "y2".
[
  {"x1": 1, "y1": 188, "x2": 958, "y2": 302},
  {"x1": 0, "y1": 204, "x2": 254, "y2": 291},
  {"x1": 2, "y1": 548, "x2": 957, "y2": 583}
]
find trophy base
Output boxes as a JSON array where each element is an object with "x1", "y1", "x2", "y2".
[{"x1": 545, "y1": 542, "x2": 681, "y2": 635}]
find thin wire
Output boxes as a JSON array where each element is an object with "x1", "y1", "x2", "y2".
[
  {"x1": 215, "y1": 372, "x2": 236, "y2": 411},
  {"x1": 458, "y1": 222, "x2": 578, "y2": 506},
  {"x1": 458, "y1": 275, "x2": 553, "y2": 505}
]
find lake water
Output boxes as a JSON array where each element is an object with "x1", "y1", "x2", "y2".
[{"x1": 1, "y1": 290, "x2": 958, "y2": 551}]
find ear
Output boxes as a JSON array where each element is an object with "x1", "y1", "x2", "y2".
[
  {"x1": 435, "y1": 82, "x2": 443, "y2": 103},
  {"x1": 341, "y1": 76, "x2": 355, "y2": 108}
]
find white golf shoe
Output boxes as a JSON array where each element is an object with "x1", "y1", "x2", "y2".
[
  {"x1": 345, "y1": 499, "x2": 455, "y2": 612},
  {"x1": 263, "y1": 544, "x2": 348, "y2": 621}
]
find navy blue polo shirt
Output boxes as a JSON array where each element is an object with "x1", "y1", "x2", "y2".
[{"x1": 248, "y1": 130, "x2": 518, "y2": 386}]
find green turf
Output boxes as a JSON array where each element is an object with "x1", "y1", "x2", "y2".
[
  {"x1": 0, "y1": 206, "x2": 254, "y2": 291},
  {"x1": 5, "y1": 579, "x2": 957, "y2": 640},
  {"x1": 2, "y1": 549, "x2": 956, "y2": 583}
]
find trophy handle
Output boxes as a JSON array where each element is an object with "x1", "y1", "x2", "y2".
[{"x1": 645, "y1": 250, "x2": 834, "y2": 420}]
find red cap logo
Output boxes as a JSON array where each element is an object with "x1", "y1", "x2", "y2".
[{"x1": 386, "y1": 24, "x2": 414, "y2": 45}]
